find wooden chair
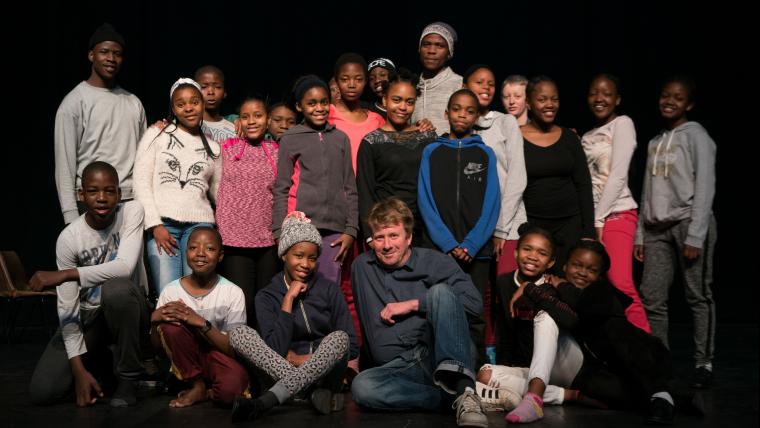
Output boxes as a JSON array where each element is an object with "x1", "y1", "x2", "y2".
[{"x1": 0, "y1": 251, "x2": 56, "y2": 342}]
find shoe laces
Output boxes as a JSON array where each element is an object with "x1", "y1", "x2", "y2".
[{"x1": 453, "y1": 389, "x2": 482, "y2": 414}]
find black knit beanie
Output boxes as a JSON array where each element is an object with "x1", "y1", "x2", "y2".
[{"x1": 88, "y1": 23, "x2": 125, "y2": 50}]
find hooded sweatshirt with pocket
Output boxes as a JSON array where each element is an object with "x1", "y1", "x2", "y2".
[
  {"x1": 635, "y1": 121, "x2": 716, "y2": 248},
  {"x1": 411, "y1": 67, "x2": 463, "y2": 135},
  {"x1": 272, "y1": 124, "x2": 358, "y2": 239}
]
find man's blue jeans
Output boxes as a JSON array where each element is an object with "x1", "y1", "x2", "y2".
[{"x1": 351, "y1": 283, "x2": 475, "y2": 410}]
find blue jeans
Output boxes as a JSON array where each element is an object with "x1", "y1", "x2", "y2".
[
  {"x1": 146, "y1": 219, "x2": 213, "y2": 294},
  {"x1": 351, "y1": 283, "x2": 475, "y2": 410}
]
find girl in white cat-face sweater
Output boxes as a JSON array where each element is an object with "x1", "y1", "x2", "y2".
[{"x1": 135, "y1": 78, "x2": 221, "y2": 294}]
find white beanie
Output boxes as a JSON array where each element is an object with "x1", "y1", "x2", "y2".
[{"x1": 419, "y1": 22, "x2": 458, "y2": 59}]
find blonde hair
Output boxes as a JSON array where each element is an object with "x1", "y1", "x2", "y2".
[{"x1": 367, "y1": 197, "x2": 414, "y2": 236}]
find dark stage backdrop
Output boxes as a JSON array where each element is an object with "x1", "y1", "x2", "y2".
[{"x1": 6, "y1": 1, "x2": 750, "y2": 321}]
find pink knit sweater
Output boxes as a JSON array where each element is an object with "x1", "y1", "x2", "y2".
[{"x1": 215, "y1": 138, "x2": 279, "y2": 248}]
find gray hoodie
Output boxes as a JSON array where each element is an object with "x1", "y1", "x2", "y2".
[
  {"x1": 635, "y1": 122, "x2": 716, "y2": 248},
  {"x1": 411, "y1": 66, "x2": 463, "y2": 135},
  {"x1": 474, "y1": 111, "x2": 527, "y2": 240},
  {"x1": 272, "y1": 124, "x2": 358, "y2": 239}
]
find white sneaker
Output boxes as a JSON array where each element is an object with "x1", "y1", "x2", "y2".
[
  {"x1": 476, "y1": 381, "x2": 521, "y2": 412},
  {"x1": 452, "y1": 387, "x2": 488, "y2": 428}
]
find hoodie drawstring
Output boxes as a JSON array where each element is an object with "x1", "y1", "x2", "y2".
[{"x1": 652, "y1": 130, "x2": 675, "y2": 178}]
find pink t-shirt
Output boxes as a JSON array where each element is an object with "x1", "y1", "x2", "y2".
[
  {"x1": 215, "y1": 138, "x2": 279, "y2": 248},
  {"x1": 328, "y1": 104, "x2": 385, "y2": 174}
]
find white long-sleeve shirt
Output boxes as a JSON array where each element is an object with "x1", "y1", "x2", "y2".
[
  {"x1": 581, "y1": 115, "x2": 638, "y2": 227},
  {"x1": 56, "y1": 201, "x2": 147, "y2": 359}
]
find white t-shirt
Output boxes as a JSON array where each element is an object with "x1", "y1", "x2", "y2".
[
  {"x1": 202, "y1": 119, "x2": 237, "y2": 144},
  {"x1": 157, "y1": 275, "x2": 246, "y2": 332}
]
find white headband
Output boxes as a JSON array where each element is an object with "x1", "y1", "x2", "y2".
[{"x1": 169, "y1": 77, "x2": 201, "y2": 100}]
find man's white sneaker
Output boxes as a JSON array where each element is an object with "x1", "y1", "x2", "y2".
[{"x1": 452, "y1": 387, "x2": 488, "y2": 427}]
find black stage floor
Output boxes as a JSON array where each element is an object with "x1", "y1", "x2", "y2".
[{"x1": 2, "y1": 323, "x2": 757, "y2": 428}]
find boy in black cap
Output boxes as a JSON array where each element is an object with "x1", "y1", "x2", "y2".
[
  {"x1": 367, "y1": 57, "x2": 397, "y2": 117},
  {"x1": 54, "y1": 23, "x2": 147, "y2": 224}
]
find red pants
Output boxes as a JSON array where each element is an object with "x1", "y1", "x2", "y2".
[
  {"x1": 602, "y1": 210, "x2": 651, "y2": 332},
  {"x1": 159, "y1": 323, "x2": 249, "y2": 405}
]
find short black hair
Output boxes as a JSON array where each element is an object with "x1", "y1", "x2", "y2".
[
  {"x1": 238, "y1": 95, "x2": 268, "y2": 114},
  {"x1": 663, "y1": 74, "x2": 696, "y2": 103},
  {"x1": 292, "y1": 74, "x2": 329, "y2": 102},
  {"x1": 567, "y1": 239, "x2": 611, "y2": 274},
  {"x1": 188, "y1": 226, "x2": 223, "y2": 248},
  {"x1": 386, "y1": 68, "x2": 418, "y2": 94},
  {"x1": 516, "y1": 222, "x2": 557, "y2": 258},
  {"x1": 194, "y1": 65, "x2": 225, "y2": 82},
  {"x1": 268, "y1": 101, "x2": 296, "y2": 115},
  {"x1": 526, "y1": 75, "x2": 557, "y2": 100},
  {"x1": 447, "y1": 88, "x2": 479, "y2": 109},
  {"x1": 82, "y1": 161, "x2": 119, "y2": 186},
  {"x1": 590, "y1": 73, "x2": 622, "y2": 96},
  {"x1": 333, "y1": 52, "x2": 367, "y2": 79},
  {"x1": 463, "y1": 64, "x2": 495, "y2": 84}
]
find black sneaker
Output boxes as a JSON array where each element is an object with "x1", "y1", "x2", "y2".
[
  {"x1": 646, "y1": 397, "x2": 675, "y2": 425},
  {"x1": 231, "y1": 396, "x2": 262, "y2": 423},
  {"x1": 110, "y1": 380, "x2": 137, "y2": 407},
  {"x1": 690, "y1": 367, "x2": 713, "y2": 389}
]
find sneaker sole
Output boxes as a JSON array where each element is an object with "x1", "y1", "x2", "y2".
[
  {"x1": 310, "y1": 389, "x2": 333, "y2": 415},
  {"x1": 331, "y1": 393, "x2": 345, "y2": 412},
  {"x1": 457, "y1": 417, "x2": 489, "y2": 428}
]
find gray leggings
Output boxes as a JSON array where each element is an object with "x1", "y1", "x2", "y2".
[{"x1": 229, "y1": 326, "x2": 348, "y2": 403}]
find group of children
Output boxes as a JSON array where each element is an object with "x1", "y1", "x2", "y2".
[{"x1": 35, "y1": 21, "x2": 716, "y2": 427}]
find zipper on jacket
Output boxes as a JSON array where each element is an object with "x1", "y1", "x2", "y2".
[
  {"x1": 456, "y1": 140, "x2": 462, "y2": 219},
  {"x1": 298, "y1": 300, "x2": 314, "y2": 353}
]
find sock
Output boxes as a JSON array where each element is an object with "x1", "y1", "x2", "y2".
[
  {"x1": 258, "y1": 391, "x2": 279, "y2": 411},
  {"x1": 506, "y1": 392, "x2": 544, "y2": 423},
  {"x1": 456, "y1": 378, "x2": 475, "y2": 396},
  {"x1": 651, "y1": 391, "x2": 674, "y2": 406}
]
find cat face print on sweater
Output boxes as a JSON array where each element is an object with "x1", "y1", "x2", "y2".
[{"x1": 158, "y1": 133, "x2": 211, "y2": 191}]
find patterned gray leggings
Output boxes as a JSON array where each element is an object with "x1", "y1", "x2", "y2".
[{"x1": 230, "y1": 325, "x2": 349, "y2": 403}]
